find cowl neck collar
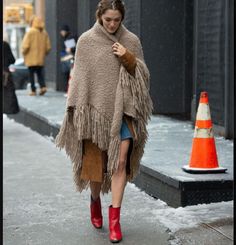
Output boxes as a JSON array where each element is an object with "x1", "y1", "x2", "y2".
[{"x1": 94, "y1": 21, "x2": 124, "y2": 43}]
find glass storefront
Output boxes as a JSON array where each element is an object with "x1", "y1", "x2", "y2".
[
  {"x1": 4, "y1": 23, "x2": 29, "y2": 59},
  {"x1": 3, "y1": 0, "x2": 35, "y2": 59}
]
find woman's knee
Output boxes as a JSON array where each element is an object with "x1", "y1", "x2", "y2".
[{"x1": 117, "y1": 158, "x2": 127, "y2": 173}]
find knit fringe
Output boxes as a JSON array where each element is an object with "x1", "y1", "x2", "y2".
[
  {"x1": 129, "y1": 147, "x2": 144, "y2": 180},
  {"x1": 55, "y1": 113, "x2": 81, "y2": 164},
  {"x1": 55, "y1": 104, "x2": 113, "y2": 192},
  {"x1": 118, "y1": 60, "x2": 152, "y2": 181},
  {"x1": 120, "y1": 59, "x2": 153, "y2": 125},
  {"x1": 56, "y1": 104, "x2": 111, "y2": 154},
  {"x1": 107, "y1": 136, "x2": 121, "y2": 174},
  {"x1": 101, "y1": 173, "x2": 112, "y2": 193},
  {"x1": 119, "y1": 59, "x2": 152, "y2": 173},
  {"x1": 74, "y1": 104, "x2": 111, "y2": 150}
]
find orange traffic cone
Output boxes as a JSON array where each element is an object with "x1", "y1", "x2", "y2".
[{"x1": 182, "y1": 91, "x2": 227, "y2": 173}]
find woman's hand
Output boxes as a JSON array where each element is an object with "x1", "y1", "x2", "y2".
[
  {"x1": 66, "y1": 47, "x2": 71, "y2": 53},
  {"x1": 112, "y1": 42, "x2": 126, "y2": 57}
]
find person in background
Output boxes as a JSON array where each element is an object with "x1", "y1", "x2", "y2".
[
  {"x1": 55, "y1": 0, "x2": 152, "y2": 243},
  {"x1": 3, "y1": 38, "x2": 20, "y2": 114},
  {"x1": 59, "y1": 24, "x2": 77, "y2": 92},
  {"x1": 21, "y1": 16, "x2": 51, "y2": 96}
]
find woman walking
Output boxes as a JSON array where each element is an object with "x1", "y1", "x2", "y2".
[
  {"x1": 56, "y1": 0, "x2": 152, "y2": 242},
  {"x1": 21, "y1": 16, "x2": 51, "y2": 96}
]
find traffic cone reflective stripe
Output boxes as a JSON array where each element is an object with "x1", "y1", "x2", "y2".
[
  {"x1": 182, "y1": 91, "x2": 227, "y2": 173},
  {"x1": 194, "y1": 128, "x2": 213, "y2": 138},
  {"x1": 196, "y1": 104, "x2": 211, "y2": 120},
  {"x1": 195, "y1": 120, "x2": 212, "y2": 129}
]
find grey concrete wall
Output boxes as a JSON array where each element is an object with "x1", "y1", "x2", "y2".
[
  {"x1": 141, "y1": 0, "x2": 193, "y2": 115},
  {"x1": 44, "y1": 0, "x2": 57, "y2": 89},
  {"x1": 123, "y1": 0, "x2": 141, "y2": 37},
  {"x1": 193, "y1": 0, "x2": 234, "y2": 138},
  {"x1": 194, "y1": 0, "x2": 226, "y2": 126},
  {"x1": 77, "y1": 0, "x2": 90, "y2": 37},
  {"x1": 226, "y1": 0, "x2": 234, "y2": 139}
]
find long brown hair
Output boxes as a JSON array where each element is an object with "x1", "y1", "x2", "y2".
[{"x1": 96, "y1": 0, "x2": 125, "y2": 24}]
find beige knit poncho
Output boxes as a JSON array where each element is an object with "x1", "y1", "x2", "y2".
[{"x1": 55, "y1": 21, "x2": 153, "y2": 193}]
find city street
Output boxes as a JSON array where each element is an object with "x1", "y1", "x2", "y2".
[
  {"x1": 3, "y1": 1, "x2": 234, "y2": 244},
  {"x1": 3, "y1": 115, "x2": 233, "y2": 245}
]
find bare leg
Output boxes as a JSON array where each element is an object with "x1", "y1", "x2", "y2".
[
  {"x1": 90, "y1": 151, "x2": 107, "y2": 200},
  {"x1": 90, "y1": 181, "x2": 102, "y2": 200},
  {"x1": 111, "y1": 139, "x2": 130, "y2": 208}
]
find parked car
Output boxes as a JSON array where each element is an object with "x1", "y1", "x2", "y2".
[{"x1": 9, "y1": 58, "x2": 29, "y2": 89}]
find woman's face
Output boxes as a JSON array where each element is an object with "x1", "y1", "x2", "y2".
[{"x1": 101, "y1": 9, "x2": 122, "y2": 34}]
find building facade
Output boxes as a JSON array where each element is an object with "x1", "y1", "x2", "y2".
[
  {"x1": 192, "y1": 0, "x2": 234, "y2": 139},
  {"x1": 44, "y1": 0, "x2": 234, "y2": 139}
]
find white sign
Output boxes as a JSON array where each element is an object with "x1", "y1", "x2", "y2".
[{"x1": 64, "y1": 38, "x2": 76, "y2": 49}]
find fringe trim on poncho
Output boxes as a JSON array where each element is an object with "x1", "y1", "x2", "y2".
[
  {"x1": 107, "y1": 59, "x2": 153, "y2": 178},
  {"x1": 55, "y1": 104, "x2": 113, "y2": 193}
]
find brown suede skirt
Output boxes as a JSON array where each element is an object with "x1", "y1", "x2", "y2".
[{"x1": 80, "y1": 115, "x2": 134, "y2": 182}]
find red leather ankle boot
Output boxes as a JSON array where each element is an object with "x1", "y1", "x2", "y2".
[
  {"x1": 109, "y1": 205, "x2": 122, "y2": 243},
  {"x1": 90, "y1": 196, "x2": 103, "y2": 229}
]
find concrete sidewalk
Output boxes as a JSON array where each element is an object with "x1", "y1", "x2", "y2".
[
  {"x1": 3, "y1": 114, "x2": 233, "y2": 245},
  {"x1": 3, "y1": 115, "x2": 171, "y2": 245}
]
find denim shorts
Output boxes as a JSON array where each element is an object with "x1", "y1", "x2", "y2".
[{"x1": 120, "y1": 119, "x2": 132, "y2": 140}]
